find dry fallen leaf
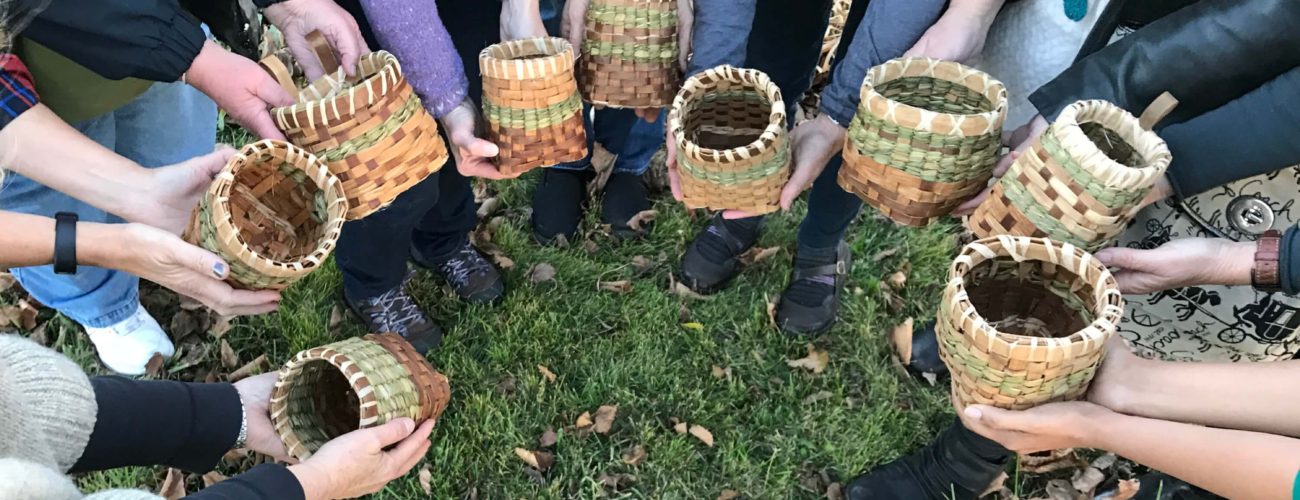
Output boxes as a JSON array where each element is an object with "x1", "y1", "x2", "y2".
[
  {"x1": 621, "y1": 444, "x2": 646, "y2": 465},
  {"x1": 885, "y1": 270, "x2": 907, "y2": 290},
  {"x1": 538, "y1": 365, "x2": 557, "y2": 384},
  {"x1": 539, "y1": 427, "x2": 558, "y2": 448},
  {"x1": 145, "y1": 353, "x2": 166, "y2": 378},
  {"x1": 766, "y1": 295, "x2": 779, "y2": 329},
  {"x1": 219, "y1": 339, "x2": 239, "y2": 369},
  {"x1": 1072, "y1": 466, "x2": 1106, "y2": 495},
  {"x1": 688, "y1": 425, "x2": 714, "y2": 447},
  {"x1": 717, "y1": 489, "x2": 739, "y2": 500},
  {"x1": 1112, "y1": 478, "x2": 1140, "y2": 500},
  {"x1": 527, "y1": 263, "x2": 557, "y2": 284},
  {"x1": 871, "y1": 247, "x2": 901, "y2": 262},
  {"x1": 327, "y1": 305, "x2": 345, "y2": 333},
  {"x1": 711, "y1": 365, "x2": 731, "y2": 380},
  {"x1": 631, "y1": 255, "x2": 653, "y2": 274},
  {"x1": 513, "y1": 448, "x2": 554, "y2": 471},
  {"x1": 201, "y1": 471, "x2": 227, "y2": 487},
  {"x1": 159, "y1": 468, "x2": 187, "y2": 499},
  {"x1": 801, "y1": 391, "x2": 834, "y2": 405},
  {"x1": 672, "y1": 281, "x2": 714, "y2": 301},
  {"x1": 581, "y1": 239, "x2": 600, "y2": 255},
  {"x1": 229, "y1": 354, "x2": 267, "y2": 382},
  {"x1": 210, "y1": 315, "x2": 233, "y2": 339},
  {"x1": 598, "y1": 472, "x2": 637, "y2": 490},
  {"x1": 576, "y1": 412, "x2": 593, "y2": 429},
  {"x1": 826, "y1": 482, "x2": 843, "y2": 500},
  {"x1": 979, "y1": 471, "x2": 1008, "y2": 498},
  {"x1": 593, "y1": 405, "x2": 618, "y2": 434},
  {"x1": 673, "y1": 421, "x2": 688, "y2": 434},
  {"x1": 786, "y1": 344, "x2": 829, "y2": 374},
  {"x1": 740, "y1": 246, "x2": 781, "y2": 266},
  {"x1": 0, "y1": 273, "x2": 15, "y2": 293},
  {"x1": 627, "y1": 209, "x2": 658, "y2": 231},
  {"x1": 1044, "y1": 478, "x2": 1075, "y2": 500},
  {"x1": 598, "y1": 280, "x2": 633, "y2": 294},
  {"x1": 890, "y1": 318, "x2": 915, "y2": 365},
  {"x1": 418, "y1": 465, "x2": 433, "y2": 495},
  {"x1": 476, "y1": 197, "x2": 501, "y2": 219},
  {"x1": 490, "y1": 251, "x2": 516, "y2": 270}
]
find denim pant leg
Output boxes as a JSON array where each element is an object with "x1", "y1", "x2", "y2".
[
  {"x1": 611, "y1": 110, "x2": 665, "y2": 175},
  {"x1": 1, "y1": 82, "x2": 217, "y2": 327},
  {"x1": 550, "y1": 107, "x2": 657, "y2": 173}
]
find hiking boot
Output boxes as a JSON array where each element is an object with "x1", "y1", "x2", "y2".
[
  {"x1": 532, "y1": 168, "x2": 593, "y2": 245},
  {"x1": 344, "y1": 272, "x2": 442, "y2": 354},
  {"x1": 678, "y1": 214, "x2": 763, "y2": 294},
  {"x1": 777, "y1": 241, "x2": 850, "y2": 335},
  {"x1": 601, "y1": 171, "x2": 651, "y2": 240},
  {"x1": 845, "y1": 419, "x2": 1009, "y2": 500},
  {"x1": 412, "y1": 240, "x2": 505, "y2": 305}
]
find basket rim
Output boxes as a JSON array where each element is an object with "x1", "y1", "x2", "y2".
[
  {"x1": 860, "y1": 57, "x2": 1007, "y2": 137},
  {"x1": 270, "y1": 339, "x2": 384, "y2": 460},
  {"x1": 207, "y1": 139, "x2": 348, "y2": 277},
  {"x1": 946, "y1": 235, "x2": 1123, "y2": 349},
  {"x1": 479, "y1": 37, "x2": 574, "y2": 79},
  {"x1": 271, "y1": 51, "x2": 403, "y2": 126},
  {"x1": 1049, "y1": 100, "x2": 1172, "y2": 190},
  {"x1": 668, "y1": 65, "x2": 786, "y2": 163}
]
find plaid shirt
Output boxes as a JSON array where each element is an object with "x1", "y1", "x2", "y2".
[{"x1": 0, "y1": 54, "x2": 39, "y2": 130}]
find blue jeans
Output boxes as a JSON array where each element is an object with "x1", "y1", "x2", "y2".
[
  {"x1": 550, "y1": 107, "x2": 664, "y2": 175},
  {"x1": 0, "y1": 82, "x2": 218, "y2": 327}
]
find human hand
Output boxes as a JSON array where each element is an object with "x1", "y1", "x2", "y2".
[
  {"x1": 959, "y1": 401, "x2": 1113, "y2": 454},
  {"x1": 676, "y1": 0, "x2": 694, "y2": 70},
  {"x1": 86, "y1": 223, "x2": 281, "y2": 316},
  {"x1": 952, "y1": 114, "x2": 1048, "y2": 215},
  {"x1": 264, "y1": 0, "x2": 369, "y2": 81},
  {"x1": 233, "y1": 373, "x2": 292, "y2": 462},
  {"x1": 288, "y1": 418, "x2": 435, "y2": 500},
  {"x1": 186, "y1": 41, "x2": 295, "y2": 141},
  {"x1": 561, "y1": 0, "x2": 590, "y2": 56},
  {"x1": 1094, "y1": 238, "x2": 1256, "y2": 294},
  {"x1": 440, "y1": 99, "x2": 512, "y2": 180},
  {"x1": 121, "y1": 148, "x2": 235, "y2": 235},
  {"x1": 903, "y1": 0, "x2": 1003, "y2": 63},
  {"x1": 1086, "y1": 336, "x2": 1145, "y2": 413},
  {"x1": 500, "y1": 0, "x2": 549, "y2": 41}
]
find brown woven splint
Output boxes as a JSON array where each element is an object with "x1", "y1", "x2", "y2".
[
  {"x1": 669, "y1": 65, "x2": 791, "y2": 215},
  {"x1": 839, "y1": 57, "x2": 1007, "y2": 227},
  {"x1": 579, "y1": 0, "x2": 682, "y2": 108},
  {"x1": 185, "y1": 140, "x2": 347, "y2": 290},
  {"x1": 259, "y1": 31, "x2": 449, "y2": 220},
  {"x1": 938, "y1": 236, "x2": 1123, "y2": 410},
  {"x1": 269, "y1": 333, "x2": 451, "y2": 461},
  {"x1": 480, "y1": 37, "x2": 588, "y2": 176}
]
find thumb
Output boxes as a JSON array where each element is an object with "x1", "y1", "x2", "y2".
[
  {"x1": 964, "y1": 405, "x2": 1019, "y2": 432},
  {"x1": 176, "y1": 240, "x2": 230, "y2": 279},
  {"x1": 1094, "y1": 247, "x2": 1144, "y2": 271},
  {"x1": 325, "y1": 29, "x2": 361, "y2": 78},
  {"x1": 779, "y1": 157, "x2": 821, "y2": 211},
  {"x1": 365, "y1": 418, "x2": 418, "y2": 448},
  {"x1": 189, "y1": 147, "x2": 236, "y2": 179},
  {"x1": 467, "y1": 136, "x2": 500, "y2": 159},
  {"x1": 256, "y1": 74, "x2": 297, "y2": 108}
]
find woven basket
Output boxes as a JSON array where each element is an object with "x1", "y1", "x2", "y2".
[
  {"x1": 969, "y1": 100, "x2": 1173, "y2": 250},
  {"x1": 480, "y1": 37, "x2": 588, "y2": 176},
  {"x1": 839, "y1": 57, "x2": 1008, "y2": 227},
  {"x1": 270, "y1": 333, "x2": 451, "y2": 461},
  {"x1": 579, "y1": 0, "x2": 682, "y2": 108},
  {"x1": 185, "y1": 140, "x2": 347, "y2": 290},
  {"x1": 669, "y1": 65, "x2": 790, "y2": 214},
  {"x1": 937, "y1": 236, "x2": 1123, "y2": 410},
  {"x1": 260, "y1": 32, "x2": 449, "y2": 220}
]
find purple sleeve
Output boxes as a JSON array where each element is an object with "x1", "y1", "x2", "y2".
[{"x1": 358, "y1": 0, "x2": 468, "y2": 118}]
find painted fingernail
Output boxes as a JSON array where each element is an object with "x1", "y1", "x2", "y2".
[{"x1": 212, "y1": 262, "x2": 227, "y2": 277}]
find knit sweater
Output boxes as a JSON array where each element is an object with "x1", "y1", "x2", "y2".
[{"x1": 357, "y1": 0, "x2": 468, "y2": 118}]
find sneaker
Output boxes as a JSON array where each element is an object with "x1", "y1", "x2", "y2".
[
  {"x1": 777, "y1": 241, "x2": 850, "y2": 335},
  {"x1": 678, "y1": 214, "x2": 763, "y2": 294},
  {"x1": 844, "y1": 420, "x2": 1009, "y2": 500},
  {"x1": 84, "y1": 305, "x2": 176, "y2": 375},
  {"x1": 897, "y1": 319, "x2": 949, "y2": 380},
  {"x1": 412, "y1": 241, "x2": 505, "y2": 305},
  {"x1": 601, "y1": 171, "x2": 651, "y2": 240},
  {"x1": 344, "y1": 273, "x2": 443, "y2": 354},
  {"x1": 532, "y1": 168, "x2": 593, "y2": 245}
]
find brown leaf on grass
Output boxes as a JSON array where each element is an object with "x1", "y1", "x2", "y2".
[
  {"x1": 539, "y1": 427, "x2": 558, "y2": 448},
  {"x1": 552, "y1": 233, "x2": 571, "y2": 248},
  {"x1": 327, "y1": 305, "x2": 345, "y2": 333},
  {"x1": 786, "y1": 344, "x2": 829, "y2": 374},
  {"x1": 1044, "y1": 479, "x2": 1075, "y2": 500},
  {"x1": 538, "y1": 365, "x2": 557, "y2": 384},
  {"x1": 879, "y1": 286, "x2": 904, "y2": 313},
  {"x1": 1112, "y1": 479, "x2": 1140, "y2": 500},
  {"x1": 631, "y1": 255, "x2": 653, "y2": 274},
  {"x1": 801, "y1": 390, "x2": 834, "y2": 405},
  {"x1": 688, "y1": 425, "x2": 714, "y2": 447},
  {"x1": 711, "y1": 365, "x2": 732, "y2": 380},
  {"x1": 159, "y1": 468, "x2": 186, "y2": 499},
  {"x1": 627, "y1": 209, "x2": 658, "y2": 231},
  {"x1": 491, "y1": 252, "x2": 516, "y2": 270},
  {"x1": 495, "y1": 375, "x2": 517, "y2": 396},
  {"x1": 672, "y1": 281, "x2": 713, "y2": 301},
  {"x1": 581, "y1": 239, "x2": 600, "y2": 255},
  {"x1": 1020, "y1": 448, "x2": 1084, "y2": 474},
  {"x1": 210, "y1": 315, "x2": 233, "y2": 339},
  {"x1": 28, "y1": 322, "x2": 49, "y2": 346},
  {"x1": 202, "y1": 471, "x2": 227, "y2": 487},
  {"x1": 419, "y1": 465, "x2": 433, "y2": 495},
  {"x1": 527, "y1": 263, "x2": 557, "y2": 283},
  {"x1": 766, "y1": 295, "x2": 779, "y2": 329},
  {"x1": 513, "y1": 448, "x2": 554, "y2": 471},
  {"x1": 885, "y1": 270, "x2": 907, "y2": 290},
  {"x1": 890, "y1": 318, "x2": 915, "y2": 365},
  {"x1": 871, "y1": 247, "x2": 901, "y2": 262},
  {"x1": 145, "y1": 353, "x2": 166, "y2": 378},
  {"x1": 979, "y1": 472, "x2": 1008, "y2": 498},
  {"x1": 593, "y1": 405, "x2": 618, "y2": 434},
  {"x1": 576, "y1": 412, "x2": 593, "y2": 429},
  {"x1": 826, "y1": 482, "x2": 843, "y2": 500},
  {"x1": 476, "y1": 197, "x2": 501, "y2": 219},
  {"x1": 1072, "y1": 467, "x2": 1106, "y2": 496},
  {"x1": 739, "y1": 246, "x2": 781, "y2": 266},
  {"x1": 219, "y1": 339, "x2": 239, "y2": 369},
  {"x1": 0, "y1": 272, "x2": 15, "y2": 293},
  {"x1": 717, "y1": 489, "x2": 739, "y2": 500},
  {"x1": 228, "y1": 354, "x2": 267, "y2": 382},
  {"x1": 177, "y1": 295, "x2": 204, "y2": 311},
  {"x1": 169, "y1": 309, "x2": 202, "y2": 340},
  {"x1": 598, "y1": 280, "x2": 633, "y2": 294},
  {"x1": 673, "y1": 420, "x2": 688, "y2": 434},
  {"x1": 621, "y1": 444, "x2": 646, "y2": 465},
  {"x1": 599, "y1": 472, "x2": 637, "y2": 490},
  {"x1": 17, "y1": 300, "x2": 37, "y2": 330}
]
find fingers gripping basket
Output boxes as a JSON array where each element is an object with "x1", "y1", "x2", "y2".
[
  {"x1": 839, "y1": 57, "x2": 1008, "y2": 227},
  {"x1": 270, "y1": 333, "x2": 451, "y2": 461},
  {"x1": 261, "y1": 35, "x2": 450, "y2": 220},
  {"x1": 969, "y1": 100, "x2": 1173, "y2": 250},
  {"x1": 670, "y1": 65, "x2": 791, "y2": 214},
  {"x1": 480, "y1": 37, "x2": 588, "y2": 176},
  {"x1": 186, "y1": 140, "x2": 347, "y2": 290},
  {"x1": 580, "y1": 0, "x2": 682, "y2": 108},
  {"x1": 938, "y1": 236, "x2": 1123, "y2": 410}
]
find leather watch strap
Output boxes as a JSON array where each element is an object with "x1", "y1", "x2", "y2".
[
  {"x1": 53, "y1": 212, "x2": 78, "y2": 275},
  {"x1": 1252, "y1": 229, "x2": 1282, "y2": 292}
]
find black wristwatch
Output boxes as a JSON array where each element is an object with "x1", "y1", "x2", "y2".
[{"x1": 53, "y1": 212, "x2": 78, "y2": 275}]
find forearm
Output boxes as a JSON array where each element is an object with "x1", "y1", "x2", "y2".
[
  {"x1": 0, "y1": 211, "x2": 138, "y2": 270},
  {"x1": 357, "y1": 0, "x2": 467, "y2": 118},
  {"x1": 1089, "y1": 413, "x2": 1300, "y2": 500},
  {"x1": 685, "y1": 0, "x2": 755, "y2": 77}
]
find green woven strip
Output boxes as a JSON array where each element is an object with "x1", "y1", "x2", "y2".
[
  {"x1": 483, "y1": 92, "x2": 583, "y2": 131},
  {"x1": 1038, "y1": 126, "x2": 1148, "y2": 209},
  {"x1": 583, "y1": 40, "x2": 677, "y2": 63},
  {"x1": 679, "y1": 139, "x2": 789, "y2": 185},
  {"x1": 847, "y1": 110, "x2": 1000, "y2": 183},
  {"x1": 318, "y1": 94, "x2": 420, "y2": 163},
  {"x1": 587, "y1": 4, "x2": 677, "y2": 28},
  {"x1": 335, "y1": 339, "x2": 421, "y2": 422},
  {"x1": 997, "y1": 173, "x2": 1093, "y2": 249}
]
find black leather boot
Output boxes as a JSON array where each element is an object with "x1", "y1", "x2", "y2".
[{"x1": 845, "y1": 419, "x2": 1010, "y2": 500}]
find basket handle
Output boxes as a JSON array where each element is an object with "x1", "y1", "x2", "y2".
[
  {"x1": 258, "y1": 54, "x2": 298, "y2": 99},
  {"x1": 306, "y1": 30, "x2": 341, "y2": 76},
  {"x1": 1138, "y1": 91, "x2": 1178, "y2": 131}
]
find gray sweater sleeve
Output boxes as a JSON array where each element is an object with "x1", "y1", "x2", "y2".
[
  {"x1": 685, "y1": 0, "x2": 756, "y2": 77},
  {"x1": 817, "y1": 0, "x2": 945, "y2": 126}
]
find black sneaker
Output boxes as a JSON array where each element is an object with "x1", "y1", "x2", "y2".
[
  {"x1": 777, "y1": 241, "x2": 850, "y2": 335},
  {"x1": 601, "y1": 171, "x2": 651, "y2": 240},
  {"x1": 845, "y1": 419, "x2": 1009, "y2": 500},
  {"x1": 678, "y1": 214, "x2": 763, "y2": 294},
  {"x1": 412, "y1": 240, "x2": 505, "y2": 306},
  {"x1": 899, "y1": 319, "x2": 949, "y2": 380},
  {"x1": 344, "y1": 273, "x2": 442, "y2": 355},
  {"x1": 532, "y1": 168, "x2": 593, "y2": 245}
]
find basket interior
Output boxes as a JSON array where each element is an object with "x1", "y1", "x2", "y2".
[
  {"x1": 227, "y1": 155, "x2": 329, "y2": 264},
  {"x1": 285, "y1": 359, "x2": 362, "y2": 448},
  {"x1": 876, "y1": 76, "x2": 994, "y2": 116},
  {"x1": 682, "y1": 84, "x2": 775, "y2": 151},
  {"x1": 962, "y1": 257, "x2": 1099, "y2": 339},
  {"x1": 1079, "y1": 121, "x2": 1142, "y2": 168}
]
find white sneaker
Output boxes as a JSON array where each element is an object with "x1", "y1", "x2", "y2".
[{"x1": 84, "y1": 305, "x2": 176, "y2": 375}]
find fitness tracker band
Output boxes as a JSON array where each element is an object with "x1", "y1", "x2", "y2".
[{"x1": 53, "y1": 212, "x2": 78, "y2": 275}]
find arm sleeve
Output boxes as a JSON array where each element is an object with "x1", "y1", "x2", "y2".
[
  {"x1": 21, "y1": 0, "x2": 205, "y2": 82},
  {"x1": 817, "y1": 0, "x2": 945, "y2": 126},
  {"x1": 1160, "y1": 66, "x2": 1300, "y2": 200},
  {"x1": 182, "y1": 464, "x2": 305, "y2": 500},
  {"x1": 0, "y1": 55, "x2": 40, "y2": 130},
  {"x1": 1029, "y1": 0, "x2": 1300, "y2": 124},
  {"x1": 685, "y1": 0, "x2": 756, "y2": 77},
  {"x1": 1282, "y1": 225, "x2": 1300, "y2": 296},
  {"x1": 70, "y1": 377, "x2": 242, "y2": 474},
  {"x1": 357, "y1": 0, "x2": 467, "y2": 118}
]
